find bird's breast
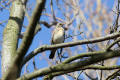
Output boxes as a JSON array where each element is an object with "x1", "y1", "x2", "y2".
[{"x1": 53, "y1": 30, "x2": 64, "y2": 44}]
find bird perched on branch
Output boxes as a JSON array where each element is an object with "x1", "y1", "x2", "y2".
[{"x1": 49, "y1": 23, "x2": 65, "y2": 59}]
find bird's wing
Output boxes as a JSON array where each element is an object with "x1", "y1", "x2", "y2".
[{"x1": 51, "y1": 27, "x2": 57, "y2": 44}]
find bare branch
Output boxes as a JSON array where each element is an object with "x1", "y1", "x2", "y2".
[
  {"x1": 106, "y1": 69, "x2": 120, "y2": 80},
  {"x1": 22, "y1": 32, "x2": 120, "y2": 65},
  {"x1": 16, "y1": 0, "x2": 46, "y2": 64},
  {"x1": 2, "y1": 0, "x2": 46, "y2": 79},
  {"x1": 18, "y1": 50, "x2": 120, "y2": 80},
  {"x1": 106, "y1": 37, "x2": 120, "y2": 51}
]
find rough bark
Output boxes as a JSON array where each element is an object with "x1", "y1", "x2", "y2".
[
  {"x1": 1, "y1": 0, "x2": 46, "y2": 80},
  {"x1": 2, "y1": 0, "x2": 27, "y2": 79}
]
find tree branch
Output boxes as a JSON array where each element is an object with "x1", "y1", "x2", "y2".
[
  {"x1": 106, "y1": 37, "x2": 120, "y2": 51},
  {"x1": 22, "y1": 32, "x2": 120, "y2": 65},
  {"x1": 43, "y1": 65, "x2": 120, "y2": 80},
  {"x1": 16, "y1": 0, "x2": 46, "y2": 64},
  {"x1": 18, "y1": 50, "x2": 120, "y2": 80},
  {"x1": 2, "y1": 0, "x2": 46, "y2": 80},
  {"x1": 106, "y1": 69, "x2": 120, "y2": 80}
]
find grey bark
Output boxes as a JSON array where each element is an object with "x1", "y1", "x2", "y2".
[{"x1": 2, "y1": 0, "x2": 26, "y2": 79}]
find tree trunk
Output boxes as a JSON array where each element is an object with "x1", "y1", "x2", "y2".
[{"x1": 2, "y1": 0, "x2": 26, "y2": 79}]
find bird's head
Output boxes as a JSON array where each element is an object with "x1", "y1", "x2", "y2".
[{"x1": 57, "y1": 23, "x2": 64, "y2": 27}]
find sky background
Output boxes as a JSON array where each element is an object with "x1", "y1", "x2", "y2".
[{"x1": 0, "y1": 0, "x2": 116, "y2": 79}]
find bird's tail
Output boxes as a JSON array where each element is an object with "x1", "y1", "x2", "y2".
[{"x1": 49, "y1": 49, "x2": 56, "y2": 59}]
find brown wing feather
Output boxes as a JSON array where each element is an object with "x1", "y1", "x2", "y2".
[
  {"x1": 49, "y1": 27, "x2": 57, "y2": 59},
  {"x1": 51, "y1": 27, "x2": 57, "y2": 44}
]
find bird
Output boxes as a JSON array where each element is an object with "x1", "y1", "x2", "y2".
[{"x1": 49, "y1": 23, "x2": 65, "y2": 59}]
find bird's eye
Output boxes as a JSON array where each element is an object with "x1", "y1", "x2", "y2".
[{"x1": 60, "y1": 24, "x2": 62, "y2": 25}]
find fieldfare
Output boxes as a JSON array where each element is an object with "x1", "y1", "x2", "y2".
[{"x1": 49, "y1": 23, "x2": 65, "y2": 59}]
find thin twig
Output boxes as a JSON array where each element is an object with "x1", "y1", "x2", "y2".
[
  {"x1": 106, "y1": 69, "x2": 120, "y2": 80},
  {"x1": 50, "y1": 0, "x2": 56, "y2": 21},
  {"x1": 106, "y1": 38, "x2": 120, "y2": 51}
]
